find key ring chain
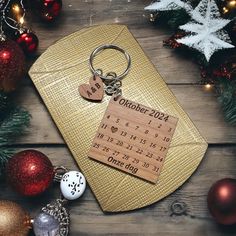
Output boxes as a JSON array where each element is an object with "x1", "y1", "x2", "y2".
[
  {"x1": 89, "y1": 44, "x2": 131, "y2": 82},
  {"x1": 79, "y1": 44, "x2": 131, "y2": 101}
]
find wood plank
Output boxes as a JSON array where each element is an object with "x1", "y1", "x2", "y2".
[
  {"x1": 1, "y1": 146, "x2": 236, "y2": 236},
  {"x1": 23, "y1": 0, "x2": 201, "y2": 84},
  {"x1": 15, "y1": 84, "x2": 236, "y2": 145}
]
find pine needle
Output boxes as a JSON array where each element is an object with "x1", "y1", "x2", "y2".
[
  {"x1": 0, "y1": 148, "x2": 15, "y2": 178},
  {"x1": 0, "y1": 106, "x2": 31, "y2": 145},
  {"x1": 0, "y1": 92, "x2": 9, "y2": 113},
  {"x1": 0, "y1": 92, "x2": 31, "y2": 176},
  {"x1": 217, "y1": 81, "x2": 236, "y2": 124}
]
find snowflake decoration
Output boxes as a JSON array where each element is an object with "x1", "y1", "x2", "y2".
[
  {"x1": 177, "y1": 0, "x2": 234, "y2": 61},
  {"x1": 144, "y1": 0, "x2": 192, "y2": 12}
]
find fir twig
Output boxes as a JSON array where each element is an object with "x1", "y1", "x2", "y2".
[
  {"x1": 217, "y1": 80, "x2": 236, "y2": 124},
  {"x1": 158, "y1": 9, "x2": 190, "y2": 29},
  {"x1": 0, "y1": 92, "x2": 9, "y2": 112},
  {"x1": 0, "y1": 106, "x2": 31, "y2": 145},
  {"x1": 0, "y1": 92, "x2": 31, "y2": 176},
  {"x1": 0, "y1": 147, "x2": 14, "y2": 177}
]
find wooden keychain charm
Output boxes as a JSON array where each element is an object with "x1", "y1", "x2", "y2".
[
  {"x1": 79, "y1": 45, "x2": 131, "y2": 102},
  {"x1": 79, "y1": 75, "x2": 104, "y2": 101}
]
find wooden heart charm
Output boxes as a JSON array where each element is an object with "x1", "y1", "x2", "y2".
[{"x1": 79, "y1": 75, "x2": 104, "y2": 101}]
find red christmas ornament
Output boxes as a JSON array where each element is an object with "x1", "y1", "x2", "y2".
[
  {"x1": 6, "y1": 150, "x2": 55, "y2": 196},
  {"x1": 16, "y1": 31, "x2": 39, "y2": 55},
  {"x1": 207, "y1": 178, "x2": 236, "y2": 225},
  {"x1": 0, "y1": 39, "x2": 25, "y2": 92},
  {"x1": 37, "y1": 0, "x2": 62, "y2": 22}
]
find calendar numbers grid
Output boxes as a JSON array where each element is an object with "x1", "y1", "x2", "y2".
[
  {"x1": 92, "y1": 141, "x2": 161, "y2": 176},
  {"x1": 88, "y1": 96, "x2": 178, "y2": 183},
  {"x1": 97, "y1": 124, "x2": 169, "y2": 158},
  {"x1": 104, "y1": 114, "x2": 174, "y2": 146},
  {"x1": 93, "y1": 133, "x2": 164, "y2": 168}
]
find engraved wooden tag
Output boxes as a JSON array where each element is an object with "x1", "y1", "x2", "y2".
[
  {"x1": 88, "y1": 96, "x2": 178, "y2": 183},
  {"x1": 79, "y1": 75, "x2": 104, "y2": 101}
]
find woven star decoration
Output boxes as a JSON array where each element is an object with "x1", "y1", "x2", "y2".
[
  {"x1": 144, "y1": 0, "x2": 192, "y2": 12},
  {"x1": 177, "y1": 0, "x2": 234, "y2": 61}
]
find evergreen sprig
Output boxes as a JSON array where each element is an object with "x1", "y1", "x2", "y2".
[
  {"x1": 159, "y1": 9, "x2": 190, "y2": 29},
  {"x1": 0, "y1": 106, "x2": 31, "y2": 144},
  {"x1": 217, "y1": 80, "x2": 236, "y2": 124},
  {"x1": 0, "y1": 92, "x2": 9, "y2": 112},
  {"x1": 0, "y1": 147, "x2": 15, "y2": 177},
  {"x1": 0, "y1": 91, "x2": 30, "y2": 176}
]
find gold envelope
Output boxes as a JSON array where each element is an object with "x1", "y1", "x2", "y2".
[{"x1": 29, "y1": 25, "x2": 208, "y2": 212}]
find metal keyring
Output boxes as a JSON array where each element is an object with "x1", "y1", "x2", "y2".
[{"x1": 89, "y1": 44, "x2": 131, "y2": 81}]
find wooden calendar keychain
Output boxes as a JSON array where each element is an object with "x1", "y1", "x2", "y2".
[{"x1": 79, "y1": 44, "x2": 178, "y2": 184}]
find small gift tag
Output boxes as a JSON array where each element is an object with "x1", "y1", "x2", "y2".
[{"x1": 88, "y1": 96, "x2": 178, "y2": 183}]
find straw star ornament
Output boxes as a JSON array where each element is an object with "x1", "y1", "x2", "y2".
[{"x1": 176, "y1": 0, "x2": 234, "y2": 61}]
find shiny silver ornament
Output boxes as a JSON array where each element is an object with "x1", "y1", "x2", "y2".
[
  {"x1": 41, "y1": 199, "x2": 70, "y2": 236},
  {"x1": 33, "y1": 212, "x2": 60, "y2": 236}
]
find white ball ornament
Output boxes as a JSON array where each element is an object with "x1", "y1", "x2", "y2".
[{"x1": 60, "y1": 171, "x2": 86, "y2": 200}]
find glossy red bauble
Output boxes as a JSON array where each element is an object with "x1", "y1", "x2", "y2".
[
  {"x1": 6, "y1": 150, "x2": 55, "y2": 196},
  {"x1": 37, "y1": 0, "x2": 62, "y2": 22},
  {"x1": 16, "y1": 32, "x2": 39, "y2": 55},
  {"x1": 0, "y1": 39, "x2": 25, "y2": 92},
  {"x1": 207, "y1": 178, "x2": 236, "y2": 225}
]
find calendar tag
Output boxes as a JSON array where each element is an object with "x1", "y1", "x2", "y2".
[{"x1": 88, "y1": 96, "x2": 178, "y2": 183}]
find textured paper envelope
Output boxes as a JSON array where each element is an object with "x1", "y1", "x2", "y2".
[{"x1": 29, "y1": 25, "x2": 208, "y2": 212}]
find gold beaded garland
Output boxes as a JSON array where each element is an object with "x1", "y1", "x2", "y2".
[{"x1": 0, "y1": 200, "x2": 31, "y2": 236}]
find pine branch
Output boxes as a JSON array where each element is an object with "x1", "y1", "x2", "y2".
[
  {"x1": 0, "y1": 92, "x2": 9, "y2": 113},
  {"x1": 217, "y1": 80, "x2": 236, "y2": 124},
  {"x1": 0, "y1": 106, "x2": 31, "y2": 145},
  {"x1": 156, "y1": 9, "x2": 190, "y2": 29},
  {"x1": 0, "y1": 98, "x2": 31, "y2": 176},
  {"x1": 0, "y1": 147, "x2": 14, "y2": 178}
]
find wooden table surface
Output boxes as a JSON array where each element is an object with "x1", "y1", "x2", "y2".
[{"x1": 2, "y1": 0, "x2": 236, "y2": 235}]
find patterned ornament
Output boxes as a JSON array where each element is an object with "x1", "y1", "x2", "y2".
[
  {"x1": 60, "y1": 171, "x2": 86, "y2": 200},
  {"x1": 145, "y1": 0, "x2": 192, "y2": 12},
  {"x1": 0, "y1": 38, "x2": 25, "y2": 92},
  {"x1": 0, "y1": 200, "x2": 31, "y2": 236},
  {"x1": 176, "y1": 0, "x2": 234, "y2": 61},
  {"x1": 6, "y1": 150, "x2": 55, "y2": 196}
]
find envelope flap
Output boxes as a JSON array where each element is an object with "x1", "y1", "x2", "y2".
[
  {"x1": 29, "y1": 25, "x2": 207, "y2": 212},
  {"x1": 30, "y1": 25, "x2": 128, "y2": 73}
]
